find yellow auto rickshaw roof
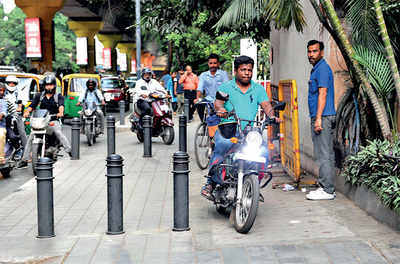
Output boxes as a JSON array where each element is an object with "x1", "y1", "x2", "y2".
[
  {"x1": 62, "y1": 73, "x2": 101, "y2": 81},
  {"x1": 0, "y1": 71, "x2": 41, "y2": 80}
]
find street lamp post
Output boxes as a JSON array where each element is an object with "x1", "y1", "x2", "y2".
[{"x1": 136, "y1": 0, "x2": 141, "y2": 79}]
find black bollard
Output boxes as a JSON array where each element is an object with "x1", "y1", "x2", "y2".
[
  {"x1": 106, "y1": 154, "x2": 125, "y2": 235},
  {"x1": 184, "y1": 99, "x2": 190, "y2": 122},
  {"x1": 119, "y1": 100, "x2": 125, "y2": 125},
  {"x1": 179, "y1": 115, "x2": 187, "y2": 152},
  {"x1": 172, "y1": 151, "x2": 190, "y2": 231},
  {"x1": 143, "y1": 115, "x2": 152, "y2": 158},
  {"x1": 71, "y1": 117, "x2": 80, "y2": 160},
  {"x1": 107, "y1": 115, "x2": 116, "y2": 156},
  {"x1": 36, "y1": 157, "x2": 55, "y2": 238}
]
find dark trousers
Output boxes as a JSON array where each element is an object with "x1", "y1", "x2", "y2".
[
  {"x1": 184, "y1": 90, "x2": 196, "y2": 121},
  {"x1": 311, "y1": 115, "x2": 336, "y2": 194},
  {"x1": 137, "y1": 99, "x2": 152, "y2": 127},
  {"x1": 196, "y1": 104, "x2": 206, "y2": 122}
]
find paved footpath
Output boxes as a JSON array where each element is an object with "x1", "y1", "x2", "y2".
[{"x1": 0, "y1": 116, "x2": 399, "y2": 263}]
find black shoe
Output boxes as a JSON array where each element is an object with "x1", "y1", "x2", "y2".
[{"x1": 16, "y1": 160, "x2": 28, "y2": 169}]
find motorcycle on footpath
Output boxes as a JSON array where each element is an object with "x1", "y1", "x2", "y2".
[
  {"x1": 29, "y1": 109, "x2": 63, "y2": 175},
  {"x1": 207, "y1": 91, "x2": 285, "y2": 234},
  {"x1": 80, "y1": 102, "x2": 101, "y2": 146},
  {"x1": 130, "y1": 90, "x2": 174, "y2": 145}
]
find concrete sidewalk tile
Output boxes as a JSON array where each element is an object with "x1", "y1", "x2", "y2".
[
  {"x1": 169, "y1": 251, "x2": 196, "y2": 264},
  {"x1": 322, "y1": 242, "x2": 359, "y2": 264},
  {"x1": 90, "y1": 235, "x2": 125, "y2": 263},
  {"x1": 64, "y1": 236, "x2": 101, "y2": 264},
  {"x1": 221, "y1": 247, "x2": 249, "y2": 264},
  {"x1": 197, "y1": 250, "x2": 222, "y2": 264}
]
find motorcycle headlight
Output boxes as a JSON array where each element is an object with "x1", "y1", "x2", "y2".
[
  {"x1": 242, "y1": 131, "x2": 263, "y2": 156},
  {"x1": 84, "y1": 109, "x2": 93, "y2": 116}
]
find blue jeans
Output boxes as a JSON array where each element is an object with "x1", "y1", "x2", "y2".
[{"x1": 207, "y1": 130, "x2": 269, "y2": 185}]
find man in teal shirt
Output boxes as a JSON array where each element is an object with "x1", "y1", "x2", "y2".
[{"x1": 201, "y1": 55, "x2": 277, "y2": 201}]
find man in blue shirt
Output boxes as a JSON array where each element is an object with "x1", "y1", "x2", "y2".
[
  {"x1": 200, "y1": 55, "x2": 277, "y2": 201},
  {"x1": 160, "y1": 70, "x2": 172, "y2": 90},
  {"x1": 305, "y1": 40, "x2": 336, "y2": 200},
  {"x1": 195, "y1": 54, "x2": 229, "y2": 121}
]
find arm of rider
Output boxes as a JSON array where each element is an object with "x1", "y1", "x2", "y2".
[
  {"x1": 56, "y1": 105, "x2": 64, "y2": 118},
  {"x1": 215, "y1": 99, "x2": 228, "y2": 118},
  {"x1": 0, "y1": 112, "x2": 5, "y2": 121},
  {"x1": 260, "y1": 101, "x2": 282, "y2": 123},
  {"x1": 17, "y1": 104, "x2": 23, "y2": 113},
  {"x1": 315, "y1": 87, "x2": 327, "y2": 133}
]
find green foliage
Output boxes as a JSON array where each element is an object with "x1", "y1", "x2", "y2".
[
  {"x1": 0, "y1": 6, "x2": 29, "y2": 69},
  {"x1": 341, "y1": 139, "x2": 400, "y2": 214}
]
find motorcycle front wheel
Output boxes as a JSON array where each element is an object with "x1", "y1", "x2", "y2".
[
  {"x1": 31, "y1": 143, "x2": 42, "y2": 176},
  {"x1": 86, "y1": 128, "x2": 93, "y2": 146},
  {"x1": 161, "y1": 126, "x2": 174, "y2": 145},
  {"x1": 232, "y1": 174, "x2": 259, "y2": 234},
  {"x1": 137, "y1": 131, "x2": 144, "y2": 143},
  {"x1": 0, "y1": 167, "x2": 12, "y2": 178}
]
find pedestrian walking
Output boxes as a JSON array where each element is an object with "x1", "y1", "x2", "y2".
[
  {"x1": 305, "y1": 40, "x2": 337, "y2": 200},
  {"x1": 175, "y1": 67, "x2": 185, "y2": 115},
  {"x1": 167, "y1": 71, "x2": 178, "y2": 114},
  {"x1": 179, "y1": 65, "x2": 199, "y2": 122}
]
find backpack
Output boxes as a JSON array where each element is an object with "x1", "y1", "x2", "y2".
[{"x1": 83, "y1": 88, "x2": 101, "y2": 103}]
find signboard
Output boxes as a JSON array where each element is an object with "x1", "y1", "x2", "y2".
[
  {"x1": 117, "y1": 49, "x2": 127, "y2": 72},
  {"x1": 131, "y1": 59, "x2": 136, "y2": 73},
  {"x1": 103, "y1": 48, "x2": 112, "y2": 69},
  {"x1": 76, "y1": 37, "x2": 88, "y2": 65},
  {"x1": 240, "y1": 38, "x2": 257, "y2": 80},
  {"x1": 24, "y1": 18, "x2": 42, "y2": 58}
]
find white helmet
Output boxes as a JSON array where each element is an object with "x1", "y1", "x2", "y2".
[{"x1": 5, "y1": 75, "x2": 19, "y2": 92}]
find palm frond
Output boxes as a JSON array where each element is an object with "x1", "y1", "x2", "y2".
[
  {"x1": 265, "y1": 0, "x2": 306, "y2": 32},
  {"x1": 345, "y1": 0, "x2": 384, "y2": 52},
  {"x1": 353, "y1": 45, "x2": 395, "y2": 98},
  {"x1": 214, "y1": 0, "x2": 265, "y2": 30}
]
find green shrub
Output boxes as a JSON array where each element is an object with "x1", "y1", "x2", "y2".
[{"x1": 340, "y1": 139, "x2": 400, "y2": 214}]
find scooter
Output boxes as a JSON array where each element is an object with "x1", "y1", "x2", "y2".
[{"x1": 130, "y1": 91, "x2": 175, "y2": 145}]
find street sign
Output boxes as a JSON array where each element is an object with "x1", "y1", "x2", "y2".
[
  {"x1": 25, "y1": 18, "x2": 42, "y2": 58},
  {"x1": 103, "y1": 48, "x2": 112, "y2": 69},
  {"x1": 76, "y1": 37, "x2": 88, "y2": 65}
]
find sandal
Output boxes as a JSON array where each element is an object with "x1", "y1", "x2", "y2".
[{"x1": 200, "y1": 184, "x2": 214, "y2": 201}]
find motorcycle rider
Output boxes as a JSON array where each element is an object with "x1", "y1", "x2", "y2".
[
  {"x1": 133, "y1": 68, "x2": 167, "y2": 129},
  {"x1": 17, "y1": 74, "x2": 71, "y2": 169},
  {"x1": 4, "y1": 75, "x2": 27, "y2": 158},
  {"x1": 0, "y1": 84, "x2": 8, "y2": 164},
  {"x1": 200, "y1": 55, "x2": 279, "y2": 201},
  {"x1": 77, "y1": 78, "x2": 106, "y2": 134}
]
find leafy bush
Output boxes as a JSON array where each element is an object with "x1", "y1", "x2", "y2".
[{"x1": 340, "y1": 139, "x2": 400, "y2": 214}]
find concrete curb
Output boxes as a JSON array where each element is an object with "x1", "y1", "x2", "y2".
[{"x1": 336, "y1": 174, "x2": 400, "y2": 231}]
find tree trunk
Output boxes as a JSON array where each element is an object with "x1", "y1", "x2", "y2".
[
  {"x1": 319, "y1": 0, "x2": 392, "y2": 140},
  {"x1": 167, "y1": 40, "x2": 173, "y2": 72},
  {"x1": 374, "y1": 0, "x2": 400, "y2": 130}
]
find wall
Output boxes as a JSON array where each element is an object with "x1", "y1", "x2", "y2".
[{"x1": 270, "y1": 0, "x2": 349, "y2": 174}]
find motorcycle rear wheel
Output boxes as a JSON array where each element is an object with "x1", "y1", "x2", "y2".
[
  {"x1": 232, "y1": 174, "x2": 259, "y2": 234},
  {"x1": 137, "y1": 131, "x2": 144, "y2": 143},
  {"x1": 31, "y1": 143, "x2": 42, "y2": 176},
  {"x1": 161, "y1": 126, "x2": 174, "y2": 145}
]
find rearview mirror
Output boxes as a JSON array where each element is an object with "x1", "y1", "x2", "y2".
[
  {"x1": 216, "y1": 91, "x2": 229, "y2": 102},
  {"x1": 273, "y1": 101, "x2": 286, "y2": 111}
]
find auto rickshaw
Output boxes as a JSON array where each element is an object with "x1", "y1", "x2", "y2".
[{"x1": 62, "y1": 73, "x2": 102, "y2": 118}]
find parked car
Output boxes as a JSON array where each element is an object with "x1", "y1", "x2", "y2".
[
  {"x1": 125, "y1": 79, "x2": 136, "y2": 103},
  {"x1": 101, "y1": 76, "x2": 130, "y2": 111}
]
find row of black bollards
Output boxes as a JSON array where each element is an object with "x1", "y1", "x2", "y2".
[{"x1": 35, "y1": 100, "x2": 190, "y2": 238}]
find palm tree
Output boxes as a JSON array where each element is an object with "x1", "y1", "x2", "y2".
[{"x1": 373, "y1": 0, "x2": 400, "y2": 125}]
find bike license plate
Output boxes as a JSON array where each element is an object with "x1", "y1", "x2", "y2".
[
  {"x1": 104, "y1": 93, "x2": 112, "y2": 101},
  {"x1": 160, "y1": 104, "x2": 169, "y2": 111}
]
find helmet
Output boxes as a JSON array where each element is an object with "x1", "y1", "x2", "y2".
[
  {"x1": 86, "y1": 78, "x2": 97, "y2": 89},
  {"x1": 141, "y1": 68, "x2": 153, "y2": 82},
  {"x1": 5, "y1": 75, "x2": 19, "y2": 92},
  {"x1": 43, "y1": 75, "x2": 57, "y2": 86}
]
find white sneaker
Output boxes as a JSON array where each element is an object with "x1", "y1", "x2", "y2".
[{"x1": 306, "y1": 187, "x2": 335, "y2": 200}]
